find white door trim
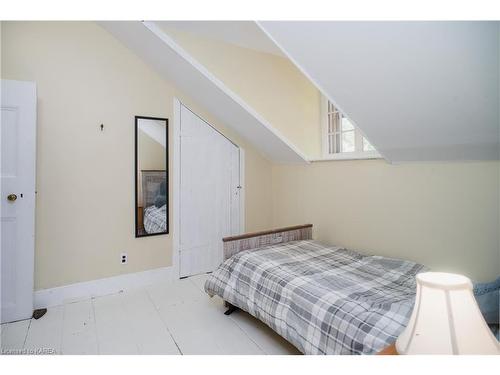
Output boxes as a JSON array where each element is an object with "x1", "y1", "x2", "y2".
[
  {"x1": 172, "y1": 98, "x2": 181, "y2": 280},
  {"x1": 238, "y1": 148, "x2": 245, "y2": 233},
  {"x1": 172, "y1": 97, "x2": 245, "y2": 279}
]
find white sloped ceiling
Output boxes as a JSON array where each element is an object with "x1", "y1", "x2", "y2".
[
  {"x1": 259, "y1": 21, "x2": 500, "y2": 162},
  {"x1": 99, "y1": 21, "x2": 308, "y2": 164}
]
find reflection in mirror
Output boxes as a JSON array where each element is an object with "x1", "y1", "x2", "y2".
[{"x1": 135, "y1": 116, "x2": 168, "y2": 237}]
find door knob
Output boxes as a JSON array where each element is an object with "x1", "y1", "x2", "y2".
[{"x1": 7, "y1": 194, "x2": 17, "y2": 202}]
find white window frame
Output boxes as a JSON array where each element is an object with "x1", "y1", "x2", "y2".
[{"x1": 320, "y1": 96, "x2": 381, "y2": 161}]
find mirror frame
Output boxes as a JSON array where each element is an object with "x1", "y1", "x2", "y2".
[{"x1": 134, "y1": 116, "x2": 169, "y2": 238}]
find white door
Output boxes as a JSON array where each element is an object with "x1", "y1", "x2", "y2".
[
  {"x1": 179, "y1": 105, "x2": 241, "y2": 277},
  {"x1": 1, "y1": 80, "x2": 37, "y2": 323}
]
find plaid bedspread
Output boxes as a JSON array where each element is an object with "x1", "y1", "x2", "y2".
[
  {"x1": 143, "y1": 204, "x2": 167, "y2": 234},
  {"x1": 204, "y1": 240, "x2": 427, "y2": 355}
]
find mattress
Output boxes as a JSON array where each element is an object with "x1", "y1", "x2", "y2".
[{"x1": 204, "y1": 240, "x2": 427, "y2": 355}]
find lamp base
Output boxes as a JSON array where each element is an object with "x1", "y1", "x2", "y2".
[{"x1": 377, "y1": 343, "x2": 398, "y2": 355}]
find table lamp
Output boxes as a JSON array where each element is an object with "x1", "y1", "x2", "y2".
[{"x1": 396, "y1": 272, "x2": 499, "y2": 354}]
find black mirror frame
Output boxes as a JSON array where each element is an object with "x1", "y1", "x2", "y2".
[{"x1": 134, "y1": 116, "x2": 169, "y2": 238}]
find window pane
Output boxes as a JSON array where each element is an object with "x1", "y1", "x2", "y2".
[
  {"x1": 335, "y1": 133, "x2": 341, "y2": 153},
  {"x1": 363, "y1": 137, "x2": 375, "y2": 151},
  {"x1": 341, "y1": 131, "x2": 355, "y2": 152},
  {"x1": 341, "y1": 117, "x2": 354, "y2": 131},
  {"x1": 325, "y1": 100, "x2": 378, "y2": 156},
  {"x1": 333, "y1": 112, "x2": 340, "y2": 133}
]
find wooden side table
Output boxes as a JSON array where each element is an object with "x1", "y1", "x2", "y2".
[{"x1": 377, "y1": 343, "x2": 398, "y2": 355}]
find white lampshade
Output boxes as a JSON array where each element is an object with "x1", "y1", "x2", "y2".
[{"x1": 396, "y1": 272, "x2": 499, "y2": 355}]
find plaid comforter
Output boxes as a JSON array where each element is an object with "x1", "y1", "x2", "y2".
[
  {"x1": 143, "y1": 204, "x2": 167, "y2": 234},
  {"x1": 204, "y1": 240, "x2": 427, "y2": 355}
]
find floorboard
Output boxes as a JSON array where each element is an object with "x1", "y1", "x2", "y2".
[{"x1": 1, "y1": 275, "x2": 299, "y2": 355}]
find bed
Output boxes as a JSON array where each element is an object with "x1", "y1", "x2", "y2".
[
  {"x1": 204, "y1": 224, "x2": 427, "y2": 355},
  {"x1": 140, "y1": 170, "x2": 167, "y2": 234}
]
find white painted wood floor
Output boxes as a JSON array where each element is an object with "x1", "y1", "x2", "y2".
[{"x1": 0, "y1": 274, "x2": 300, "y2": 355}]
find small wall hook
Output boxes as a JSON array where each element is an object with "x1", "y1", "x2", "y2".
[{"x1": 100, "y1": 124, "x2": 104, "y2": 131}]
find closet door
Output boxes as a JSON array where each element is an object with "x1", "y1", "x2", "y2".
[{"x1": 179, "y1": 105, "x2": 240, "y2": 277}]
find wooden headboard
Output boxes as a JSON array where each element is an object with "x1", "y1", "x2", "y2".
[{"x1": 222, "y1": 224, "x2": 313, "y2": 261}]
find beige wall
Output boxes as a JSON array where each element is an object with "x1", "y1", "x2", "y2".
[
  {"x1": 1, "y1": 21, "x2": 273, "y2": 290},
  {"x1": 272, "y1": 160, "x2": 500, "y2": 281},
  {"x1": 165, "y1": 28, "x2": 322, "y2": 159}
]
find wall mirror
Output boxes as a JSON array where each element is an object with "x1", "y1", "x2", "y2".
[{"x1": 135, "y1": 116, "x2": 168, "y2": 237}]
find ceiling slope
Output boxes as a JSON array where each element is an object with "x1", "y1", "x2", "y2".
[
  {"x1": 99, "y1": 21, "x2": 307, "y2": 164},
  {"x1": 259, "y1": 21, "x2": 500, "y2": 162},
  {"x1": 159, "y1": 21, "x2": 285, "y2": 57}
]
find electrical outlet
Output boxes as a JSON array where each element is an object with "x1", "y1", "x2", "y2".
[{"x1": 120, "y1": 253, "x2": 128, "y2": 264}]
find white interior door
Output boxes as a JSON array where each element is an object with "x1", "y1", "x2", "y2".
[
  {"x1": 179, "y1": 105, "x2": 241, "y2": 277},
  {"x1": 1, "y1": 80, "x2": 37, "y2": 323}
]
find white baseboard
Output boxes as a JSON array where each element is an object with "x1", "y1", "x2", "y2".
[{"x1": 34, "y1": 266, "x2": 173, "y2": 309}]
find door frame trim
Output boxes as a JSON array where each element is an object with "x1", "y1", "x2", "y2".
[{"x1": 172, "y1": 98, "x2": 245, "y2": 279}]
